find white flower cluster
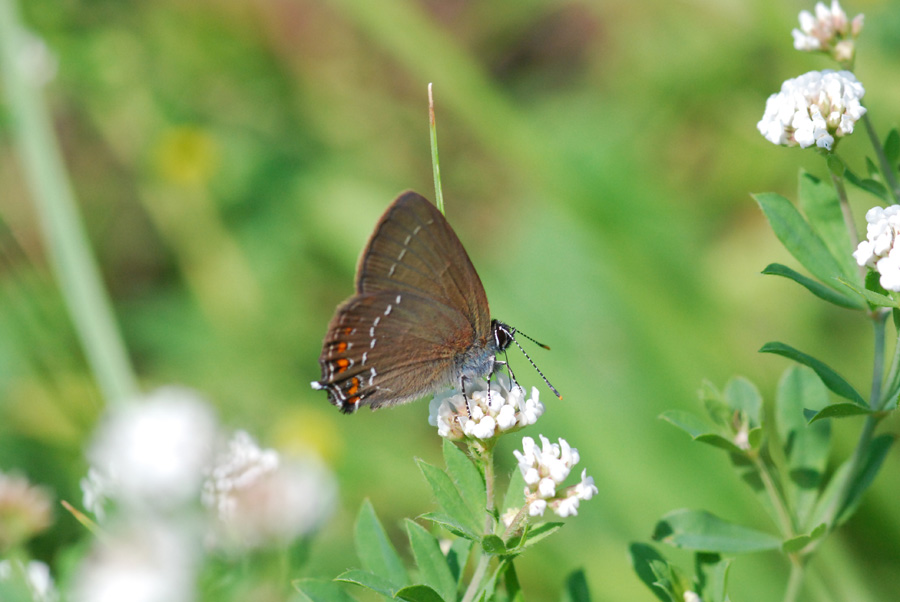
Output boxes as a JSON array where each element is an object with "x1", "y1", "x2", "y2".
[
  {"x1": 201, "y1": 431, "x2": 337, "y2": 550},
  {"x1": 428, "y1": 373, "x2": 544, "y2": 440},
  {"x1": 513, "y1": 435, "x2": 598, "y2": 518},
  {"x1": 77, "y1": 387, "x2": 337, "y2": 601},
  {"x1": 792, "y1": 1, "x2": 863, "y2": 62},
  {"x1": 853, "y1": 205, "x2": 900, "y2": 291},
  {"x1": 757, "y1": 70, "x2": 866, "y2": 151},
  {"x1": 83, "y1": 386, "x2": 219, "y2": 515}
]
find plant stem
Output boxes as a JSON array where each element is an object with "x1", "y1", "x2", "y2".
[
  {"x1": 861, "y1": 113, "x2": 900, "y2": 203},
  {"x1": 783, "y1": 557, "x2": 806, "y2": 602},
  {"x1": 829, "y1": 169, "x2": 860, "y2": 256},
  {"x1": 0, "y1": 0, "x2": 138, "y2": 406},
  {"x1": 428, "y1": 83, "x2": 445, "y2": 215},
  {"x1": 461, "y1": 443, "x2": 496, "y2": 602},
  {"x1": 754, "y1": 455, "x2": 795, "y2": 537}
]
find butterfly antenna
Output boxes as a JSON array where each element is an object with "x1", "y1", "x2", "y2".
[
  {"x1": 509, "y1": 333, "x2": 562, "y2": 400},
  {"x1": 513, "y1": 328, "x2": 551, "y2": 350}
]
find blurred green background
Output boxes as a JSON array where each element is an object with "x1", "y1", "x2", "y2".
[{"x1": 2, "y1": 0, "x2": 899, "y2": 599}]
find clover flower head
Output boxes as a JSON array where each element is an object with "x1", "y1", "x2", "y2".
[
  {"x1": 201, "y1": 431, "x2": 337, "y2": 550},
  {"x1": 0, "y1": 471, "x2": 53, "y2": 551},
  {"x1": 73, "y1": 520, "x2": 198, "y2": 602},
  {"x1": 85, "y1": 386, "x2": 219, "y2": 513},
  {"x1": 513, "y1": 436, "x2": 598, "y2": 518},
  {"x1": 428, "y1": 373, "x2": 544, "y2": 441},
  {"x1": 853, "y1": 205, "x2": 900, "y2": 291},
  {"x1": 757, "y1": 70, "x2": 865, "y2": 151},
  {"x1": 792, "y1": 1, "x2": 863, "y2": 63}
]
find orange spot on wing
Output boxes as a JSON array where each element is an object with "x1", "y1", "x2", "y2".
[
  {"x1": 335, "y1": 358, "x2": 350, "y2": 373},
  {"x1": 347, "y1": 377, "x2": 360, "y2": 396}
]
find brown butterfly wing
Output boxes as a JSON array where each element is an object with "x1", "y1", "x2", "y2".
[
  {"x1": 316, "y1": 291, "x2": 475, "y2": 412},
  {"x1": 355, "y1": 191, "x2": 491, "y2": 338}
]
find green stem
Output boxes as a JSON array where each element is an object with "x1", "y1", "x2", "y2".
[
  {"x1": 0, "y1": 0, "x2": 138, "y2": 406},
  {"x1": 861, "y1": 113, "x2": 900, "y2": 203},
  {"x1": 428, "y1": 83, "x2": 445, "y2": 215},
  {"x1": 783, "y1": 558, "x2": 806, "y2": 602},
  {"x1": 461, "y1": 443, "x2": 496, "y2": 602},
  {"x1": 753, "y1": 454, "x2": 795, "y2": 538},
  {"x1": 880, "y1": 326, "x2": 900, "y2": 405},
  {"x1": 829, "y1": 168, "x2": 860, "y2": 257}
]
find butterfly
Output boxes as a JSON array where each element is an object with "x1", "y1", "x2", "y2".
[{"x1": 311, "y1": 191, "x2": 539, "y2": 414}]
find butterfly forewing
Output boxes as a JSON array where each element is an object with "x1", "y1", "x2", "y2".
[{"x1": 356, "y1": 192, "x2": 491, "y2": 336}]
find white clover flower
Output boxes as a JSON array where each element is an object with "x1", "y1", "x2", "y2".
[
  {"x1": 792, "y1": 1, "x2": 863, "y2": 63},
  {"x1": 0, "y1": 559, "x2": 58, "y2": 602},
  {"x1": 0, "y1": 471, "x2": 53, "y2": 548},
  {"x1": 428, "y1": 373, "x2": 544, "y2": 441},
  {"x1": 72, "y1": 520, "x2": 199, "y2": 602},
  {"x1": 757, "y1": 70, "x2": 866, "y2": 151},
  {"x1": 513, "y1": 435, "x2": 598, "y2": 518},
  {"x1": 202, "y1": 431, "x2": 337, "y2": 550},
  {"x1": 853, "y1": 205, "x2": 900, "y2": 291},
  {"x1": 86, "y1": 386, "x2": 219, "y2": 512}
]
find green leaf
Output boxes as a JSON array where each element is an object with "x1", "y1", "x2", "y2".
[
  {"x1": 866, "y1": 157, "x2": 881, "y2": 180},
  {"x1": 446, "y1": 538, "x2": 472, "y2": 587},
  {"x1": 695, "y1": 554, "x2": 731, "y2": 602},
  {"x1": 763, "y1": 263, "x2": 865, "y2": 309},
  {"x1": 335, "y1": 569, "x2": 398, "y2": 597},
  {"x1": 781, "y1": 523, "x2": 826, "y2": 554},
  {"x1": 724, "y1": 376, "x2": 762, "y2": 425},
  {"x1": 753, "y1": 192, "x2": 846, "y2": 290},
  {"x1": 293, "y1": 578, "x2": 359, "y2": 602},
  {"x1": 406, "y1": 520, "x2": 457, "y2": 602},
  {"x1": 628, "y1": 544, "x2": 678, "y2": 602},
  {"x1": 836, "y1": 276, "x2": 898, "y2": 308},
  {"x1": 805, "y1": 402, "x2": 873, "y2": 422},
  {"x1": 501, "y1": 466, "x2": 527, "y2": 518},
  {"x1": 355, "y1": 500, "x2": 409, "y2": 589},
  {"x1": 775, "y1": 366, "x2": 831, "y2": 528},
  {"x1": 395, "y1": 584, "x2": 447, "y2": 602},
  {"x1": 797, "y1": 171, "x2": 858, "y2": 283},
  {"x1": 652, "y1": 509, "x2": 781, "y2": 554},
  {"x1": 659, "y1": 410, "x2": 743, "y2": 454},
  {"x1": 517, "y1": 521, "x2": 564, "y2": 550},
  {"x1": 419, "y1": 511, "x2": 481, "y2": 541},
  {"x1": 884, "y1": 128, "x2": 900, "y2": 166},
  {"x1": 561, "y1": 569, "x2": 591, "y2": 602},
  {"x1": 505, "y1": 562, "x2": 524, "y2": 602},
  {"x1": 443, "y1": 439, "x2": 486, "y2": 520},
  {"x1": 417, "y1": 459, "x2": 483, "y2": 537},
  {"x1": 844, "y1": 169, "x2": 889, "y2": 201},
  {"x1": 482, "y1": 534, "x2": 507, "y2": 555},
  {"x1": 838, "y1": 434, "x2": 895, "y2": 524},
  {"x1": 759, "y1": 342, "x2": 867, "y2": 406}
]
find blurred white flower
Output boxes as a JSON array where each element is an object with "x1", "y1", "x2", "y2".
[
  {"x1": 73, "y1": 520, "x2": 199, "y2": 602},
  {"x1": 792, "y1": 1, "x2": 863, "y2": 63},
  {"x1": 202, "y1": 431, "x2": 337, "y2": 550},
  {"x1": 684, "y1": 591, "x2": 703, "y2": 602},
  {"x1": 853, "y1": 205, "x2": 900, "y2": 291},
  {"x1": 757, "y1": 70, "x2": 866, "y2": 150},
  {"x1": 428, "y1": 373, "x2": 544, "y2": 441},
  {"x1": 0, "y1": 559, "x2": 58, "y2": 602},
  {"x1": 0, "y1": 471, "x2": 53, "y2": 550},
  {"x1": 513, "y1": 436, "x2": 598, "y2": 518},
  {"x1": 86, "y1": 387, "x2": 218, "y2": 512}
]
